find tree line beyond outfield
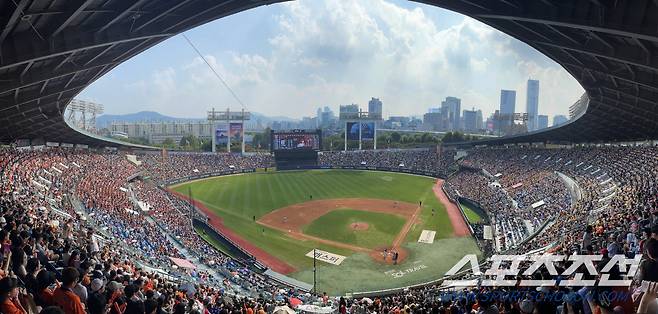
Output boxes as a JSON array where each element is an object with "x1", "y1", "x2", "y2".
[{"x1": 112, "y1": 127, "x2": 479, "y2": 152}]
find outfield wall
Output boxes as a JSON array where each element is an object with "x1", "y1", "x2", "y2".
[{"x1": 164, "y1": 165, "x2": 445, "y2": 188}]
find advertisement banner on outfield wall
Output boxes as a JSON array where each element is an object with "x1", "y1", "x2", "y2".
[
  {"x1": 347, "y1": 122, "x2": 360, "y2": 140},
  {"x1": 216, "y1": 128, "x2": 228, "y2": 145},
  {"x1": 229, "y1": 123, "x2": 243, "y2": 144},
  {"x1": 361, "y1": 122, "x2": 375, "y2": 140}
]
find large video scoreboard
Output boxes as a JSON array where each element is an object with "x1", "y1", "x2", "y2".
[{"x1": 270, "y1": 129, "x2": 322, "y2": 152}]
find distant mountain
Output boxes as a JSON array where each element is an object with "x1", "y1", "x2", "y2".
[
  {"x1": 96, "y1": 111, "x2": 297, "y2": 129},
  {"x1": 250, "y1": 112, "x2": 297, "y2": 123}
]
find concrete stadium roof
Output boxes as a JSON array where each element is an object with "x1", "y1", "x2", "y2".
[{"x1": 1, "y1": 0, "x2": 657, "y2": 146}]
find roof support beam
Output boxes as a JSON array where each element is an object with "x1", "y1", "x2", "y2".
[
  {"x1": 448, "y1": 0, "x2": 491, "y2": 11},
  {"x1": 590, "y1": 55, "x2": 608, "y2": 71},
  {"x1": 599, "y1": 86, "x2": 658, "y2": 108},
  {"x1": 633, "y1": 38, "x2": 651, "y2": 65},
  {"x1": 534, "y1": 41, "x2": 658, "y2": 73},
  {"x1": 97, "y1": 0, "x2": 151, "y2": 34},
  {"x1": 0, "y1": 83, "x2": 86, "y2": 114},
  {"x1": 0, "y1": 59, "x2": 117, "y2": 95},
  {"x1": 39, "y1": 79, "x2": 49, "y2": 94},
  {"x1": 53, "y1": 52, "x2": 76, "y2": 72},
  {"x1": 586, "y1": 31, "x2": 614, "y2": 52},
  {"x1": 499, "y1": 0, "x2": 521, "y2": 10},
  {"x1": 598, "y1": 95, "x2": 657, "y2": 121},
  {"x1": 51, "y1": 0, "x2": 95, "y2": 37},
  {"x1": 544, "y1": 24, "x2": 581, "y2": 46},
  {"x1": 565, "y1": 62, "x2": 658, "y2": 92},
  {"x1": 477, "y1": 14, "x2": 658, "y2": 43},
  {"x1": 84, "y1": 44, "x2": 116, "y2": 66},
  {"x1": 20, "y1": 61, "x2": 34, "y2": 78},
  {"x1": 0, "y1": 30, "x2": 171, "y2": 71},
  {"x1": 133, "y1": 0, "x2": 196, "y2": 32},
  {"x1": 508, "y1": 20, "x2": 553, "y2": 42},
  {"x1": 164, "y1": 0, "x2": 244, "y2": 32},
  {"x1": 64, "y1": 72, "x2": 78, "y2": 89},
  {"x1": 111, "y1": 39, "x2": 153, "y2": 62},
  {"x1": 0, "y1": 0, "x2": 31, "y2": 45}
]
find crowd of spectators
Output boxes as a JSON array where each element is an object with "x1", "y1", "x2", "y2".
[
  {"x1": 138, "y1": 152, "x2": 274, "y2": 184},
  {"x1": 0, "y1": 148, "x2": 308, "y2": 314},
  {"x1": 319, "y1": 148, "x2": 456, "y2": 176},
  {"x1": 446, "y1": 151, "x2": 573, "y2": 251},
  {"x1": 1, "y1": 144, "x2": 658, "y2": 314},
  {"x1": 454, "y1": 146, "x2": 658, "y2": 258}
]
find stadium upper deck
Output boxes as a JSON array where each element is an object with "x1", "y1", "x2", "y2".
[{"x1": 1, "y1": 0, "x2": 657, "y2": 145}]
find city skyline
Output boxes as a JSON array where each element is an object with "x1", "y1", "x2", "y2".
[{"x1": 78, "y1": 0, "x2": 582, "y2": 121}]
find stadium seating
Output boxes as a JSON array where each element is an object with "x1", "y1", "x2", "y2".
[{"x1": 1, "y1": 146, "x2": 657, "y2": 313}]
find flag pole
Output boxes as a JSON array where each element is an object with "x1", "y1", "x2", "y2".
[{"x1": 313, "y1": 248, "x2": 317, "y2": 295}]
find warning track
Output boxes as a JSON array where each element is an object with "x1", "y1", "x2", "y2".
[{"x1": 433, "y1": 179, "x2": 471, "y2": 237}]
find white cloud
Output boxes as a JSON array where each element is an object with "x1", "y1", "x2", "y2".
[{"x1": 85, "y1": 0, "x2": 583, "y2": 120}]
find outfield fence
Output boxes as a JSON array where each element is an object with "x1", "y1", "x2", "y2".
[{"x1": 163, "y1": 166, "x2": 447, "y2": 188}]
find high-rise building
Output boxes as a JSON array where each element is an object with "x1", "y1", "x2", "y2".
[
  {"x1": 553, "y1": 115, "x2": 568, "y2": 126},
  {"x1": 440, "y1": 97, "x2": 461, "y2": 130},
  {"x1": 500, "y1": 90, "x2": 516, "y2": 114},
  {"x1": 423, "y1": 112, "x2": 442, "y2": 131},
  {"x1": 320, "y1": 106, "x2": 335, "y2": 128},
  {"x1": 462, "y1": 109, "x2": 478, "y2": 131},
  {"x1": 428, "y1": 108, "x2": 441, "y2": 114},
  {"x1": 339, "y1": 104, "x2": 359, "y2": 114},
  {"x1": 526, "y1": 79, "x2": 539, "y2": 131},
  {"x1": 537, "y1": 115, "x2": 549, "y2": 129},
  {"x1": 368, "y1": 97, "x2": 382, "y2": 115},
  {"x1": 500, "y1": 90, "x2": 516, "y2": 128},
  {"x1": 476, "y1": 110, "x2": 484, "y2": 130}
]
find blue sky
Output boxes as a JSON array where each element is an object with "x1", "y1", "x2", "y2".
[{"x1": 79, "y1": 0, "x2": 583, "y2": 121}]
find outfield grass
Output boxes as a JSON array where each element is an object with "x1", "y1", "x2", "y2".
[
  {"x1": 460, "y1": 202, "x2": 483, "y2": 223},
  {"x1": 174, "y1": 170, "x2": 442, "y2": 216},
  {"x1": 302, "y1": 209, "x2": 406, "y2": 249}
]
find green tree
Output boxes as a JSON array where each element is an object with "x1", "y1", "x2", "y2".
[
  {"x1": 162, "y1": 138, "x2": 176, "y2": 148},
  {"x1": 201, "y1": 140, "x2": 212, "y2": 151},
  {"x1": 420, "y1": 132, "x2": 433, "y2": 143},
  {"x1": 390, "y1": 132, "x2": 401, "y2": 142},
  {"x1": 179, "y1": 134, "x2": 200, "y2": 149}
]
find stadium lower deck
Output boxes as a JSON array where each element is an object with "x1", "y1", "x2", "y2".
[{"x1": 1, "y1": 145, "x2": 657, "y2": 313}]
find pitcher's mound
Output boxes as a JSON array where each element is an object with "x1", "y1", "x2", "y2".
[{"x1": 349, "y1": 222, "x2": 370, "y2": 231}]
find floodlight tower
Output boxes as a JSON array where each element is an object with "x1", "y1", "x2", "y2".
[{"x1": 67, "y1": 99, "x2": 104, "y2": 131}]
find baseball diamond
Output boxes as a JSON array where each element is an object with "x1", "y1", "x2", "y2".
[{"x1": 170, "y1": 169, "x2": 479, "y2": 294}]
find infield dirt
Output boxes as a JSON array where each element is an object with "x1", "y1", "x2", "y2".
[{"x1": 257, "y1": 198, "x2": 420, "y2": 263}]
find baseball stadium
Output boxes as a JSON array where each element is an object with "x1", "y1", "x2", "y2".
[{"x1": 1, "y1": 1, "x2": 658, "y2": 314}]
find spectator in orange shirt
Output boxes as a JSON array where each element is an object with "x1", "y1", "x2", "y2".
[
  {"x1": 0, "y1": 277, "x2": 27, "y2": 314},
  {"x1": 52, "y1": 267, "x2": 85, "y2": 314},
  {"x1": 35, "y1": 269, "x2": 57, "y2": 307}
]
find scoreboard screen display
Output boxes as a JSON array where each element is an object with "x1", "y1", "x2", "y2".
[{"x1": 271, "y1": 130, "x2": 321, "y2": 151}]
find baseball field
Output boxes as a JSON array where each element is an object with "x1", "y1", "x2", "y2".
[{"x1": 170, "y1": 170, "x2": 480, "y2": 295}]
